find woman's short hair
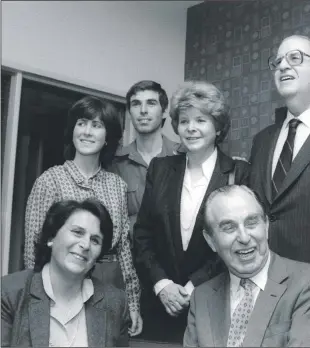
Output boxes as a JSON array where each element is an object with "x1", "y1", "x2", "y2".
[
  {"x1": 169, "y1": 81, "x2": 230, "y2": 144},
  {"x1": 64, "y1": 96, "x2": 123, "y2": 168},
  {"x1": 126, "y1": 80, "x2": 169, "y2": 113},
  {"x1": 34, "y1": 198, "x2": 113, "y2": 272}
]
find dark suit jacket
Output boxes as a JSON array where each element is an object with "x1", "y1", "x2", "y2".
[
  {"x1": 248, "y1": 107, "x2": 310, "y2": 262},
  {"x1": 134, "y1": 149, "x2": 249, "y2": 291},
  {"x1": 1, "y1": 270, "x2": 130, "y2": 347},
  {"x1": 184, "y1": 252, "x2": 310, "y2": 347}
]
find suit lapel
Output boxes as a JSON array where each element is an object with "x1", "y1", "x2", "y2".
[
  {"x1": 169, "y1": 155, "x2": 187, "y2": 265},
  {"x1": 86, "y1": 306, "x2": 107, "y2": 347},
  {"x1": 257, "y1": 107, "x2": 286, "y2": 203},
  {"x1": 29, "y1": 273, "x2": 50, "y2": 347},
  {"x1": 86, "y1": 279, "x2": 107, "y2": 347},
  {"x1": 266, "y1": 127, "x2": 281, "y2": 203},
  {"x1": 243, "y1": 252, "x2": 288, "y2": 347},
  {"x1": 261, "y1": 125, "x2": 282, "y2": 204},
  {"x1": 205, "y1": 157, "x2": 228, "y2": 195},
  {"x1": 274, "y1": 134, "x2": 310, "y2": 201},
  {"x1": 186, "y1": 150, "x2": 233, "y2": 254},
  {"x1": 207, "y1": 273, "x2": 231, "y2": 347}
]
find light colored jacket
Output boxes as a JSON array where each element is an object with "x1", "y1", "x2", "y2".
[
  {"x1": 184, "y1": 252, "x2": 310, "y2": 347},
  {"x1": 1, "y1": 270, "x2": 130, "y2": 347}
]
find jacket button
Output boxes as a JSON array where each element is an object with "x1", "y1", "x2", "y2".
[{"x1": 269, "y1": 214, "x2": 276, "y2": 222}]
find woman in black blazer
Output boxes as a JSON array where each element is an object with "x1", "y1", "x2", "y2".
[
  {"x1": 133, "y1": 81, "x2": 249, "y2": 343},
  {"x1": 2, "y1": 199, "x2": 129, "y2": 347}
]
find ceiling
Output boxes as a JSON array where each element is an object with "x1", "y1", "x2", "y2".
[{"x1": 172, "y1": 1, "x2": 204, "y2": 10}]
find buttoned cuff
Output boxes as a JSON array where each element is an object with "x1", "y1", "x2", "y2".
[
  {"x1": 154, "y1": 279, "x2": 174, "y2": 296},
  {"x1": 184, "y1": 281, "x2": 195, "y2": 296}
]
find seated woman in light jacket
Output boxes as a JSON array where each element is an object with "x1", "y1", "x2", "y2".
[{"x1": 1, "y1": 198, "x2": 130, "y2": 347}]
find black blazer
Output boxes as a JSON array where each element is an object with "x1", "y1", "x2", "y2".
[
  {"x1": 1, "y1": 270, "x2": 130, "y2": 347},
  {"x1": 248, "y1": 107, "x2": 310, "y2": 263},
  {"x1": 133, "y1": 149, "x2": 249, "y2": 291}
]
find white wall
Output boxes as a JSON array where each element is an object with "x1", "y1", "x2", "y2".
[{"x1": 2, "y1": 1, "x2": 200, "y2": 140}]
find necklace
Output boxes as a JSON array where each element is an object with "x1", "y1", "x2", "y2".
[
  {"x1": 49, "y1": 310, "x2": 82, "y2": 347},
  {"x1": 67, "y1": 308, "x2": 82, "y2": 347},
  {"x1": 49, "y1": 293, "x2": 84, "y2": 347}
]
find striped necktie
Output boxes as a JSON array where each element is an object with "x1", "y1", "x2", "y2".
[
  {"x1": 272, "y1": 118, "x2": 301, "y2": 199},
  {"x1": 227, "y1": 278, "x2": 256, "y2": 347}
]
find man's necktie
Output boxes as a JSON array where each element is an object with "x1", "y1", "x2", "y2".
[
  {"x1": 227, "y1": 278, "x2": 256, "y2": 347},
  {"x1": 272, "y1": 118, "x2": 301, "y2": 199}
]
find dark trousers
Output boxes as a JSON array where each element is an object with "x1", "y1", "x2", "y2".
[
  {"x1": 136, "y1": 288, "x2": 188, "y2": 344},
  {"x1": 92, "y1": 259, "x2": 125, "y2": 289}
]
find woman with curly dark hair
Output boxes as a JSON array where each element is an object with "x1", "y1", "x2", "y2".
[
  {"x1": 2, "y1": 199, "x2": 130, "y2": 347},
  {"x1": 24, "y1": 96, "x2": 142, "y2": 336}
]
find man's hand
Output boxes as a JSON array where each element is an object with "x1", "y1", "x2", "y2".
[
  {"x1": 129, "y1": 310, "x2": 143, "y2": 336},
  {"x1": 158, "y1": 283, "x2": 190, "y2": 317}
]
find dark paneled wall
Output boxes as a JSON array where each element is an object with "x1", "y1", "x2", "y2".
[{"x1": 185, "y1": 0, "x2": 310, "y2": 157}]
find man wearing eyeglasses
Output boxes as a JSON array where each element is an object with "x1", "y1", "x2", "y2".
[{"x1": 248, "y1": 35, "x2": 310, "y2": 263}]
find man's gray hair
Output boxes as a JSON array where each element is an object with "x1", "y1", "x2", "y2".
[
  {"x1": 281, "y1": 34, "x2": 310, "y2": 46},
  {"x1": 203, "y1": 185, "x2": 268, "y2": 236}
]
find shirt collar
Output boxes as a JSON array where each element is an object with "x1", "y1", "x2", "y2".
[
  {"x1": 230, "y1": 251, "x2": 271, "y2": 293},
  {"x1": 64, "y1": 160, "x2": 102, "y2": 184},
  {"x1": 114, "y1": 135, "x2": 178, "y2": 167},
  {"x1": 183, "y1": 148, "x2": 217, "y2": 190},
  {"x1": 184, "y1": 147, "x2": 218, "y2": 183},
  {"x1": 284, "y1": 107, "x2": 310, "y2": 129},
  {"x1": 42, "y1": 263, "x2": 94, "y2": 304},
  {"x1": 115, "y1": 135, "x2": 179, "y2": 157}
]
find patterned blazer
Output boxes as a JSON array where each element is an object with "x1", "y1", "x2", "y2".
[
  {"x1": 1, "y1": 270, "x2": 130, "y2": 347},
  {"x1": 24, "y1": 160, "x2": 140, "y2": 313}
]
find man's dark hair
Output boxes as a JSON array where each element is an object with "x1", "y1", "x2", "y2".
[{"x1": 126, "y1": 80, "x2": 169, "y2": 113}]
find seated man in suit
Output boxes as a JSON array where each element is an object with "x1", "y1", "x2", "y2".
[{"x1": 184, "y1": 185, "x2": 310, "y2": 347}]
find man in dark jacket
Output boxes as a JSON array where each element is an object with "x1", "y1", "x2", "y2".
[{"x1": 248, "y1": 35, "x2": 310, "y2": 263}]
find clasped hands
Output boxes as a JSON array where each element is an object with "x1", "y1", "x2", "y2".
[{"x1": 158, "y1": 283, "x2": 190, "y2": 317}]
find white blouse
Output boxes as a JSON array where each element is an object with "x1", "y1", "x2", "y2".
[
  {"x1": 180, "y1": 148, "x2": 218, "y2": 251},
  {"x1": 42, "y1": 263, "x2": 93, "y2": 347}
]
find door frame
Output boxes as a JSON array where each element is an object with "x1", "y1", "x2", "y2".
[
  {"x1": 1, "y1": 65, "x2": 134, "y2": 275},
  {"x1": 2, "y1": 71, "x2": 23, "y2": 276}
]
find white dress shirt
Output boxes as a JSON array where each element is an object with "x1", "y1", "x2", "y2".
[
  {"x1": 42, "y1": 263, "x2": 94, "y2": 347},
  {"x1": 154, "y1": 148, "x2": 218, "y2": 296},
  {"x1": 229, "y1": 252, "x2": 271, "y2": 317},
  {"x1": 272, "y1": 107, "x2": 310, "y2": 176}
]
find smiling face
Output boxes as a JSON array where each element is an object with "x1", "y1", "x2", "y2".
[
  {"x1": 274, "y1": 36, "x2": 310, "y2": 103},
  {"x1": 129, "y1": 90, "x2": 164, "y2": 134},
  {"x1": 204, "y1": 188, "x2": 269, "y2": 278},
  {"x1": 49, "y1": 210, "x2": 103, "y2": 278},
  {"x1": 178, "y1": 108, "x2": 218, "y2": 156},
  {"x1": 73, "y1": 116, "x2": 106, "y2": 157}
]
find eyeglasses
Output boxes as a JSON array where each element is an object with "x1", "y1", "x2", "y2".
[{"x1": 268, "y1": 49, "x2": 310, "y2": 71}]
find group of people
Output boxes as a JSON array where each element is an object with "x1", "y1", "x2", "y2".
[{"x1": 1, "y1": 34, "x2": 310, "y2": 347}]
